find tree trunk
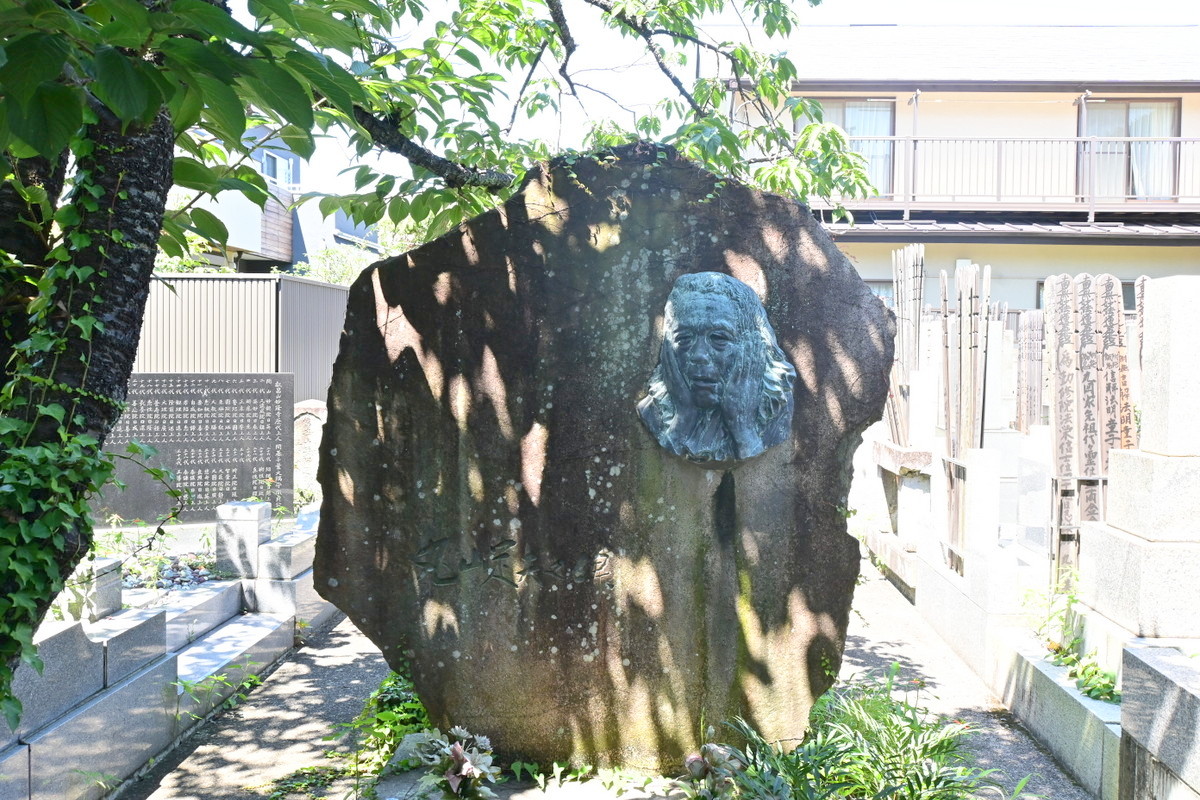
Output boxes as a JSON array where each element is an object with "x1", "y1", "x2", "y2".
[{"x1": 0, "y1": 112, "x2": 174, "y2": 683}]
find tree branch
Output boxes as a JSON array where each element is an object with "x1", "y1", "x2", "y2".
[
  {"x1": 352, "y1": 107, "x2": 515, "y2": 191},
  {"x1": 545, "y1": 0, "x2": 577, "y2": 95},
  {"x1": 578, "y1": 0, "x2": 704, "y2": 117},
  {"x1": 506, "y1": 41, "x2": 548, "y2": 133}
]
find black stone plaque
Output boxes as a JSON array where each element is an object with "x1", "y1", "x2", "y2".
[{"x1": 95, "y1": 373, "x2": 294, "y2": 524}]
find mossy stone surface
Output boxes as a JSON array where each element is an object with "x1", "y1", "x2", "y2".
[{"x1": 315, "y1": 142, "x2": 894, "y2": 771}]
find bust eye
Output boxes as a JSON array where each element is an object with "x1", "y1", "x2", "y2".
[
  {"x1": 709, "y1": 332, "x2": 734, "y2": 349},
  {"x1": 673, "y1": 333, "x2": 694, "y2": 347}
]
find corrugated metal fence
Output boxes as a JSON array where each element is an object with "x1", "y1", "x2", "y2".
[{"x1": 133, "y1": 274, "x2": 350, "y2": 401}]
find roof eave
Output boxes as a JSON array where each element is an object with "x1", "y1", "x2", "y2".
[
  {"x1": 824, "y1": 228, "x2": 1200, "y2": 246},
  {"x1": 774, "y1": 80, "x2": 1200, "y2": 94}
]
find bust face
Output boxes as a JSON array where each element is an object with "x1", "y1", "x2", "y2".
[
  {"x1": 667, "y1": 293, "x2": 740, "y2": 410},
  {"x1": 638, "y1": 271, "x2": 796, "y2": 466}
]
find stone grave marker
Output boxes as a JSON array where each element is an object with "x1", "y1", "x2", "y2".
[
  {"x1": 315, "y1": 143, "x2": 894, "y2": 771},
  {"x1": 97, "y1": 373, "x2": 293, "y2": 523}
]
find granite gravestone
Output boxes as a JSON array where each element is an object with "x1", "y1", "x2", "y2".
[
  {"x1": 316, "y1": 143, "x2": 894, "y2": 771},
  {"x1": 98, "y1": 373, "x2": 293, "y2": 523}
]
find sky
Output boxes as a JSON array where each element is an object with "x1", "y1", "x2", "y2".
[{"x1": 303, "y1": 0, "x2": 1200, "y2": 197}]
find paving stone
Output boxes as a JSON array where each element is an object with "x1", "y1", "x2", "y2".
[
  {"x1": 1122, "y1": 646, "x2": 1200, "y2": 790},
  {"x1": 85, "y1": 608, "x2": 167, "y2": 687},
  {"x1": 27, "y1": 656, "x2": 177, "y2": 800},
  {"x1": 215, "y1": 501, "x2": 272, "y2": 578},
  {"x1": 9, "y1": 622, "x2": 104, "y2": 740},
  {"x1": 158, "y1": 580, "x2": 244, "y2": 651},
  {"x1": 174, "y1": 614, "x2": 293, "y2": 726},
  {"x1": 0, "y1": 744, "x2": 28, "y2": 800}
]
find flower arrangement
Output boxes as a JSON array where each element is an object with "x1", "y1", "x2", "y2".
[{"x1": 393, "y1": 726, "x2": 502, "y2": 800}]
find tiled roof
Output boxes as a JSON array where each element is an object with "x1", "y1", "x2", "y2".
[
  {"x1": 783, "y1": 25, "x2": 1200, "y2": 87},
  {"x1": 824, "y1": 219, "x2": 1200, "y2": 242}
]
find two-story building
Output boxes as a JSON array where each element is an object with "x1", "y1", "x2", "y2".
[{"x1": 763, "y1": 24, "x2": 1200, "y2": 309}]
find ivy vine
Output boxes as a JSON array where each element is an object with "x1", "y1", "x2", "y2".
[{"x1": 0, "y1": 142, "x2": 125, "y2": 729}]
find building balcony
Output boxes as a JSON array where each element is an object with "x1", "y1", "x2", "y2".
[{"x1": 811, "y1": 136, "x2": 1200, "y2": 221}]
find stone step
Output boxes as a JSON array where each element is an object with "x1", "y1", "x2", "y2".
[{"x1": 174, "y1": 612, "x2": 293, "y2": 725}]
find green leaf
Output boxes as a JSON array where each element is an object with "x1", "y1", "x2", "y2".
[
  {"x1": 92, "y1": 46, "x2": 152, "y2": 121},
  {"x1": 191, "y1": 73, "x2": 246, "y2": 143},
  {"x1": 188, "y1": 207, "x2": 229, "y2": 247},
  {"x1": 35, "y1": 403, "x2": 65, "y2": 424},
  {"x1": 278, "y1": 124, "x2": 315, "y2": 160},
  {"x1": 173, "y1": 156, "x2": 219, "y2": 192},
  {"x1": 240, "y1": 58, "x2": 314, "y2": 130},
  {"x1": 247, "y1": 0, "x2": 298, "y2": 28},
  {"x1": 160, "y1": 37, "x2": 238, "y2": 85},
  {"x1": 170, "y1": 0, "x2": 263, "y2": 47},
  {"x1": 283, "y1": 50, "x2": 362, "y2": 116},
  {"x1": 0, "y1": 34, "x2": 70, "y2": 107},
  {"x1": 7, "y1": 83, "x2": 83, "y2": 158},
  {"x1": 290, "y1": 6, "x2": 363, "y2": 53},
  {"x1": 168, "y1": 82, "x2": 205, "y2": 133},
  {"x1": 95, "y1": 0, "x2": 151, "y2": 47}
]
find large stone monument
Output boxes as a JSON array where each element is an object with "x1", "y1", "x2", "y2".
[{"x1": 315, "y1": 143, "x2": 893, "y2": 771}]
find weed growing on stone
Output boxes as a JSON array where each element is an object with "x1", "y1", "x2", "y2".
[{"x1": 679, "y1": 665, "x2": 1035, "y2": 800}]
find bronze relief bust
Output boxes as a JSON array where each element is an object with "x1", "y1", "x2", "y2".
[{"x1": 638, "y1": 272, "x2": 796, "y2": 466}]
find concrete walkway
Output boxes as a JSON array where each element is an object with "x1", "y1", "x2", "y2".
[{"x1": 117, "y1": 558, "x2": 1095, "y2": 800}]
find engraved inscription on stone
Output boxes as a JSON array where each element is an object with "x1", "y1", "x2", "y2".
[
  {"x1": 637, "y1": 272, "x2": 796, "y2": 466},
  {"x1": 98, "y1": 374, "x2": 294, "y2": 523}
]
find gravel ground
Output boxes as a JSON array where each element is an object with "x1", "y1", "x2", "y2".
[
  {"x1": 118, "y1": 559, "x2": 1096, "y2": 800},
  {"x1": 844, "y1": 559, "x2": 1095, "y2": 800}
]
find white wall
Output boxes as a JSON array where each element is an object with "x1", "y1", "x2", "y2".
[{"x1": 837, "y1": 240, "x2": 1200, "y2": 310}]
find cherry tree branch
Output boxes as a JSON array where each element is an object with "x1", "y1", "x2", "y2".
[{"x1": 352, "y1": 107, "x2": 515, "y2": 190}]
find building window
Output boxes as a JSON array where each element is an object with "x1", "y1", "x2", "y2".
[
  {"x1": 260, "y1": 150, "x2": 293, "y2": 186},
  {"x1": 1036, "y1": 280, "x2": 1137, "y2": 312},
  {"x1": 803, "y1": 99, "x2": 895, "y2": 196},
  {"x1": 865, "y1": 280, "x2": 895, "y2": 308},
  {"x1": 1079, "y1": 99, "x2": 1180, "y2": 201}
]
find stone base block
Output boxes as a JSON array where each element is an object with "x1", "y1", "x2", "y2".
[
  {"x1": 1106, "y1": 450, "x2": 1200, "y2": 542},
  {"x1": 258, "y1": 509, "x2": 319, "y2": 580},
  {"x1": 215, "y1": 501, "x2": 272, "y2": 578},
  {"x1": 1122, "y1": 646, "x2": 1200, "y2": 790},
  {"x1": 158, "y1": 580, "x2": 244, "y2": 651},
  {"x1": 245, "y1": 569, "x2": 339, "y2": 632},
  {"x1": 174, "y1": 614, "x2": 292, "y2": 726},
  {"x1": 1121, "y1": 732, "x2": 1200, "y2": 800},
  {"x1": 862, "y1": 529, "x2": 918, "y2": 600},
  {"x1": 1074, "y1": 601, "x2": 1139, "y2": 680},
  {"x1": 27, "y1": 656, "x2": 176, "y2": 800},
  {"x1": 998, "y1": 637, "x2": 1122, "y2": 800},
  {"x1": 1138, "y1": 276, "x2": 1200, "y2": 458},
  {"x1": 10, "y1": 622, "x2": 104, "y2": 740},
  {"x1": 0, "y1": 745, "x2": 28, "y2": 800},
  {"x1": 1079, "y1": 523, "x2": 1200, "y2": 638},
  {"x1": 86, "y1": 608, "x2": 167, "y2": 687},
  {"x1": 913, "y1": 553, "x2": 1031, "y2": 680}
]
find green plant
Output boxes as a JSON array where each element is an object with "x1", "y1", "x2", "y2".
[
  {"x1": 254, "y1": 765, "x2": 343, "y2": 800},
  {"x1": 394, "y1": 726, "x2": 501, "y2": 800},
  {"x1": 175, "y1": 659, "x2": 263, "y2": 720},
  {"x1": 509, "y1": 761, "x2": 543, "y2": 783},
  {"x1": 330, "y1": 670, "x2": 431, "y2": 776},
  {"x1": 1047, "y1": 644, "x2": 1121, "y2": 703},
  {"x1": 678, "y1": 667, "x2": 1034, "y2": 800}
]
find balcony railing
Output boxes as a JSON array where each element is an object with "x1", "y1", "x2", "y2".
[{"x1": 811, "y1": 136, "x2": 1200, "y2": 220}]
